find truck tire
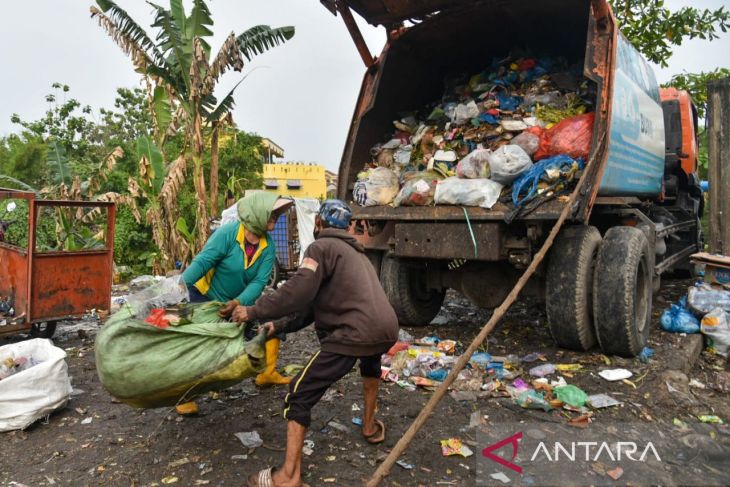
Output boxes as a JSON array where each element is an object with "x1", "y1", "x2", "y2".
[
  {"x1": 380, "y1": 253, "x2": 445, "y2": 326},
  {"x1": 546, "y1": 226, "x2": 601, "y2": 351},
  {"x1": 593, "y1": 227, "x2": 652, "y2": 357}
]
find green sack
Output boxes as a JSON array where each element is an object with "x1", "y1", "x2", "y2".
[{"x1": 95, "y1": 302, "x2": 266, "y2": 408}]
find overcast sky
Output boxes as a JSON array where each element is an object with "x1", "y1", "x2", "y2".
[{"x1": 1, "y1": 0, "x2": 728, "y2": 172}]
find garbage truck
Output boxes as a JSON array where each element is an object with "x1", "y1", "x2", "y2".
[{"x1": 320, "y1": 0, "x2": 704, "y2": 357}]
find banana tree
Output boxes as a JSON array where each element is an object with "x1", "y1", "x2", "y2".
[{"x1": 90, "y1": 0, "x2": 294, "y2": 251}]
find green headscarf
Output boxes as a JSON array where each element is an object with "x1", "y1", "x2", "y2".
[{"x1": 236, "y1": 192, "x2": 280, "y2": 236}]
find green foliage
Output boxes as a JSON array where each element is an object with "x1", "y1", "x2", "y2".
[
  {"x1": 114, "y1": 205, "x2": 157, "y2": 273},
  {"x1": 218, "y1": 130, "x2": 264, "y2": 198},
  {"x1": 662, "y1": 68, "x2": 730, "y2": 119},
  {"x1": 136, "y1": 136, "x2": 165, "y2": 194},
  {"x1": 47, "y1": 140, "x2": 72, "y2": 185},
  {"x1": 610, "y1": 0, "x2": 730, "y2": 68},
  {"x1": 99, "y1": 87, "x2": 153, "y2": 143},
  {"x1": 0, "y1": 135, "x2": 47, "y2": 188}
]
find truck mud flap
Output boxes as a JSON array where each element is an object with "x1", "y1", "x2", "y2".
[{"x1": 394, "y1": 222, "x2": 503, "y2": 261}]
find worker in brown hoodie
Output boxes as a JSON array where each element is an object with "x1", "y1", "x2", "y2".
[{"x1": 234, "y1": 199, "x2": 399, "y2": 487}]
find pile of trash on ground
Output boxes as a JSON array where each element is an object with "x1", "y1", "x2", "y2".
[
  {"x1": 661, "y1": 253, "x2": 730, "y2": 357},
  {"x1": 381, "y1": 330, "x2": 625, "y2": 425},
  {"x1": 353, "y1": 55, "x2": 595, "y2": 215}
]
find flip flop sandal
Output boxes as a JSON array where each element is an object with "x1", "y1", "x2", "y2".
[
  {"x1": 247, "y1": 467, "x2": 310, "y2": 487},
  {"x1": 363, "y1": 419, "x2": 386, "y2": 444}
]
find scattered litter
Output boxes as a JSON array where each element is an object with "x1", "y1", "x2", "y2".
[
  {"x1": 234, "y1": 431, "x2": 263, "y2": 449},
  {"x1": 325, "y1": 455, "x2": 336, "y2": 461},
  {"x1": 688, "y1": 379, "x2": 706, "y2": 389},
  {"x1": 327, "y1": 420, "x2": 351, "y2": 433},
  {"x1": 469, "y1": 411, "x2": 486, "y2": 428},
  {"x1": 440, "y1": 438, "x2": 474, "y2": 457},
  {"x1": 698, "y1": 415, "x2": 724, "y2": 424},
  {"x1": 282, "y1": 364, "x2": 303, "y2": 376},
  {"x1": 606, "y1": 466, "x2": 624, "y2": 480},
  {"x1": 638, "y1": 347, "x2": 654, "y2": 364},
  {"x1": 351, "y1": 403, "x2": 361, "y2": 412},
  {"x1": 398, "y1": 329, "x2": 415, "y2": 342},
  {"x1": 598, "y1": 369, "x2": 633, "y2": 382},
  {"x1": 673, "y1": 418, "x2": 688, "y2": 429},
  {"x1": 396, "y1": 460, "x2": 414, "y2": 470},
  {"x1": 352, "y1": 417, "x2": 363, "y2": 426},
  {"x1": 555, "y1": 363, "x2": 583, "y2": 372},
  {"x1": 529, "y1": 363, "x2": 555, "y2": 377},
  {"x1": 587, "y1": 394, "x2": 621, "y2": 409},
  {"x1": 230, "y1": 455, "x2": 247, "y2": 461},
  {"x1": 168, "y1": 458, "x2": 191, "y2": 468},
  {"x1": 490, "y1": 472, "x2": 511, "y2": 484},
  {"x1": 515, "y1": 390, "x2": 553, "y2": 411},
  {"x1": 161, "y1": 477, "x2": 179, "y2": 485},
  {"x1": 302, "y1": 440, "x2": 314, "y2": 456},
  {"x1": 521, "y1": 352, "x2": 545, "y2": 363},
  {"x1": 81, "y1": 417, "x2": 93, "y2": 425},
  {"x1": 554, "y1": 385, "x2": 587, "y2": 408}
]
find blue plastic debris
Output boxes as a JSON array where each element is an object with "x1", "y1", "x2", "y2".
[
  {"x1": 638, "y1": 347, "x2": 654, "y2": 364},
  {"x1": 660, "y1": 296, "x2": 700, "y2": 334},
  {"x1": 511, "y1": 154, "x2": 583, "y2": 206}
]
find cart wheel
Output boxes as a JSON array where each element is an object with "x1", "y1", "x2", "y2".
[
  {"x1": 267, "y1": 261, "x2": 281, "y2": 289},
  {"x1": 30, "y1": 321, "x2": 57, "y2": 339}
]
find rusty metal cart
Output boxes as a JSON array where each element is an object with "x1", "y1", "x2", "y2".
[{"x1": 0, "y1": 189, "x2": 115, "y2": 339}]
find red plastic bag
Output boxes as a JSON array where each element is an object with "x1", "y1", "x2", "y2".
[
  {"x1": 145, "y1": 308, "x2": 170, "y2": 329},
  {"x1": 534, "y1": 113, "x2": 594, "y2": 161}
]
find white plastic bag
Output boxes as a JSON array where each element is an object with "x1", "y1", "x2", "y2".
[
  {"x1": 701, "y1": 308, "x2": 730, "y2": 357},
  {"x1": 510, "y1": 132, "x2": 540, "y2": 156},
  {"x1": 0, "y1": 339, "x2": 72, "y2": 432},
  {"x1": 487, "y1": 145, "x2": 533, "y2": 185},
  {"x1": 453, "y1": 100, "x2": 480, "y2": 125},
  {"x1": 353, "y1": 167, "x2": 400, "y2": 207},
  {"x1": 456, "y1": 149, "x2": 491, "y2": 179},
  {"x1": 434, "y1": 177, "x2": 503, "y2": 209},
  {"x1": 126, "y1": 275, "x2": 189, "y2": 319},
  {"x1": 688, "y1": 284, "x2": 730, "y2": 315}
]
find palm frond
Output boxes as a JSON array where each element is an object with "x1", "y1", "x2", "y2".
[
  {"x1": 200, "y1": 32, "x2": 244, "y2": 98},
  {"x1": 86, "y1": 146, "x2": 124, "y2": 196},
  {"x1": 201, "y1": 75, "x2": 248, "y2": 122},
  {"x1": 0, "y1": 175, "x2": 36, "y2": 192},
  {"x1": 236, "y1": 25, "x2": 295, "y2": 61},
  {"x1": 91, "y1": 1, "x2": 169, "y2": 74},
  {"x1": 185, "y1": 0, "x2": 214, "y2": 58},
  {"x1": 147, "y1": 1, "x2": 190, "y2": 93},
  {"x1": 47, "y1": 140, "x2": 71, "y2": 185}
]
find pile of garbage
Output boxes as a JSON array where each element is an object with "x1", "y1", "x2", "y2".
[
  {"x1": 381, "y1": 332, "x2": 619, "y2": 421},
  {"x1": 0, "y1": 354, "x2": 40, "y2": 380},
  {"x1": 353, "y1": 55, "x2": 595, "y2": 212},
  {"x1": 662, "y1": 282, "x2": 730, "y2": 357}
]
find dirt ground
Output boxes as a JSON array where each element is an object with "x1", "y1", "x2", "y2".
[{"x1": 1, "y1": 277, "x2": 729, "y2": 487}]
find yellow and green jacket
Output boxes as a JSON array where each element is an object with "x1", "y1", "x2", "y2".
[{"x1": 182, "y1": 221, "x2": 275, "y2": 305}]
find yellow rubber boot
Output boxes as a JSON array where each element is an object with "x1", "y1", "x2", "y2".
[{"x1": 255, "y1": 338, "x2": 292, "y2": 386}]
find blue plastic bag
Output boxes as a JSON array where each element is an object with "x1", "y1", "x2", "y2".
[
  {"x1": 497, "y1": 92, "x2": 522, "y2": 111},
  {"x1": 660, "y1": 297, "x2": 700, "y2": 333},
  {"x1": 511, "y1": 154, "x2": 583, "y2": 206}
]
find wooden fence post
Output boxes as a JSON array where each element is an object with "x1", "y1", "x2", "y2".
[{"x1": 707, "y1": 77, "x2": 730, "y2": 255}]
